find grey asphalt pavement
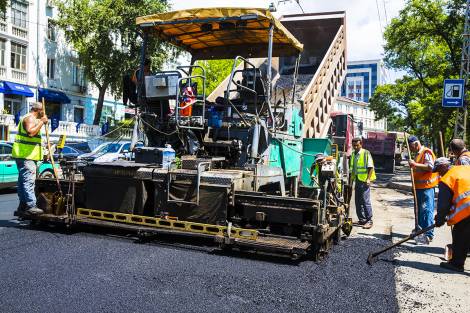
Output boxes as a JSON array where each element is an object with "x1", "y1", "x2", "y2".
[{"x1": 0, "y1": 189, "x2": 398, "y2": 313}]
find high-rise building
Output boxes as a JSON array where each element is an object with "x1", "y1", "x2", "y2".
[
  {"x1": 340, "y1": 59, "x2": 387, "y2": 103},
  {"x1": 335, "y1": 59, "x2": 388, "y2": 134},
  {"x1": 0, "y1": 0, "x2": 126, "y2": 141}
]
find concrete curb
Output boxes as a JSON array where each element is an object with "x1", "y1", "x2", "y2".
[{"x1": 387, "y1": 181, "x2": 412, "y2": 192}]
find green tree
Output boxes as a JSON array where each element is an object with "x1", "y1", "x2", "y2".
[
  {"x1": 0, "y1": 0, "x2": 7, "y2": 14},
  {"x1": 197, "y1": 59, "x2": 239, "y2": 95},
  {"x1": 54, "y1": 0, "x2": 171, "y2": 125},
  {"x1": 369, "y1": 0, "x2": 466, "y2": 146}
]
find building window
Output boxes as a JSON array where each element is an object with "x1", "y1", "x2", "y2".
[
  {"x1": 11, "y1": 0, "x2": 28, "y2": 29},
  {"x1": 0, "y1": 39, "x2": 5, "y2": 67},
  {"x1": 47, "y1": 58, "x2": 55, "y2": 79},
  {"x1": 10, "y1": 42, "x2": 26, "y2": 71},
  {"x1": 47, "y1": 19, "x2": 56, "y2": 41},
  {"x1": 72, "y1": 63, "x2": 84, "y2": 86},
  {"x1": 74, "y1": 107, "x2": 84, "y2": 123},
  {"x1": 4, "y1": 96, "x2": 22, "y2": 115}
]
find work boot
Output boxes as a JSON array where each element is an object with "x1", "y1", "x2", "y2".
[
  {"x1": 440, "y1": 261, "x2": 464, "y2": 273},
  {"x1": 362, "y1": 220, "x2": 373, "y2": 229},
  {"x1": 25, "y1": 207, "x2": 44, "y2": 215}
]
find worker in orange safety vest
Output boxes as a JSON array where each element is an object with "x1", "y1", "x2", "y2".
[
  {"x1": 434, "y1": 157, "x2": 470, "y2": 273},
  {"x1": 408, "y1": 136, "x2": 439, "y2": 243},
  {"x1": 449, "y1": 138, "x2": 470, "y2": 165}
]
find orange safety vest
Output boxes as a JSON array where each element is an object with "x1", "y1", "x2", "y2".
[
  {"x1": 413, "y1": 147, "x2": 439, "y2": 189},
  {"x1": 455, "y1": 150, "x2": 470, "y2": 165},
  {"x1": 440, "y1": 166, "x2": 470, "y2": 225}
]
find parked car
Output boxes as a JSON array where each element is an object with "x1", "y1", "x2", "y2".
[
  {"x1": 56, "y1": 145, "x2": 86, "y2": 160},
  {"x1": 77, "y1": 141, "x2": 143, "y2": 163},
  {"x1": 67, "y1": 141, "x2": 92, "y2": 153},
  {"x1": 0, "y1": 141, "x2": 59, "y2": 188}
]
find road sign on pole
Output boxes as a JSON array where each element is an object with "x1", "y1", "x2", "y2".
[{"x1": 443, "y1": 79, "x2": 465, "y2": 107}]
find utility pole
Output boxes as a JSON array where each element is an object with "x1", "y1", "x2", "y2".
[{"x1": 453, "y1": 0, "x2": 470, "y2": 141}]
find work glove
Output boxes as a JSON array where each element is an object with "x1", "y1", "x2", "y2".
[{"x1": 434, "y1": 215, "x2": 445, "y2": 227}]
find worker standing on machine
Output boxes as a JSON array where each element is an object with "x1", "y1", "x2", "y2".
[
  {"x1": 12, "y1": 102, "x2": 48, "y2": 216},
  {"x1": 433, "y1": 157, "x2": 470, "y2": 273},
  {"x1": 407, "y1": 136, "x2": 439, "y2": 243},
  {"x1": 349, "y1": 137, "x2": 376, "y2": 229},
  {"x1": 449, "y1": 139, "x2": 470, "y2": 165}
]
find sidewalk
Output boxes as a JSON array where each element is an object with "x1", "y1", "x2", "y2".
[
  {"x1": 387, "y1": 166, "x2": 413, "y2": 192},
  {"x1": 364, "y1": 174, "x2": 470, "y2": 312}
]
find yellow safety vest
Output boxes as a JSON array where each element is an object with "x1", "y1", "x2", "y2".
[
  {"x1": 350, "y1": 149, "x2": 376, "y2": 182},
  {"x1": 12, "y1": 114, "x2": 43, "y2": 161}
]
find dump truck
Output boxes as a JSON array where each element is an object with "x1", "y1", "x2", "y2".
[
  {"x1": 362, "y1": 131, "x2": 400, "y2": 173},
  {"x1": 22, "y1": 8, "x2": 349, "y2": 260}
]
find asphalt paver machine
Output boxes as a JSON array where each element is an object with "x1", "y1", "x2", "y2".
[{"x1": 25, "y1": 8, "x2": 352, "y2": 260}]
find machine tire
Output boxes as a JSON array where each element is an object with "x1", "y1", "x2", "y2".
[{"x1": 39, "y1": 169, "x2": 55, "y2": 179}]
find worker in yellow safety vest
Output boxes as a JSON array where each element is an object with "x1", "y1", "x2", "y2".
[
  {"x1": 433, "y1": 157, "x2": 470, "y2": 273},
  {"x1": 349, "y1": 137, "x2": 376, "y2": 229},
  {"x1": 12, "y1": 102, "x2": 48, "y2": 216},
  {"x1": 407, "y1": 135, "x2": 439, "y2": 243},
  {"x1": 449, "y1": 138, "x2": 470, "y2": 165}
]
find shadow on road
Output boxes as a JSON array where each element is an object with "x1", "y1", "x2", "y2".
[{"x1": 394, "y1": 259, "x2": 470, "y2": 277}]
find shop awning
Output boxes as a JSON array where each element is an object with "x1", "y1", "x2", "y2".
[
  {"x1": 2, "y1": 81, "x2": 34, "y2": 97},
  {"x1": 38, "y1": 88, "x2": 71, "y2": 104},
  {"x1": 0, "y1": 82, "x2": 5, "y2": 93}
]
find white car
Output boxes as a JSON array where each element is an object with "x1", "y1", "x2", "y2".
[{"x1": 77, "y1": 141, "x2": 143, "y2": 163}]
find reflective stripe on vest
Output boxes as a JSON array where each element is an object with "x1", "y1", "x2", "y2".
[
  {"x1": 440, "y1": 166, "x2": 470, "y2": 225},
  {"x1": 413, "y1": 147, "x2": 439, "y2": 189},
  {"x1": 12, "y1": 114, "x2": 43, "y2": 161},
  {"x1": 350, "y1": 149, "x2": 376, "y2": 182}
]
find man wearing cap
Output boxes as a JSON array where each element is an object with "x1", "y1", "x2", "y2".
[
  {"x1": 408, "y1": 136, "x2": 439, "y2": 243},
  {"x1": 349, "y1": 137, "x2": 376, "y2": 229},
  {"x1": 433, "y1": 157, "x2": 470, "y2": 272},
  {"x1": 449, "y1": 138, "x2": 470, "y2": 165},
  {"x1": 12, "y1": 102, "x2": 48, "y2": 216}
]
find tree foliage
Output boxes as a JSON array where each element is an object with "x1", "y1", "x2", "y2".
[
  {"x1": 369, "y1": 0, "x2": 466, "y2": 147},
  {"x1": 196, "y1": 59, "x2": 239, "y2": 96},
  {"x1": 54, "y1": 0, "x2": 171, "y2": 125},
  {"x1": 0, "y1": 0, "x2": 7, "y2": 14}
]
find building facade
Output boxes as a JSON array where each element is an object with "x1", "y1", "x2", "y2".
[
  {"x1": 335, "y1": 96, "x2": 387, "y2": 135},
  {"x1": 340, "y1": 59, "x2": 386, "y2": 103},
  {"x1": 0, "y1": 0, "x2": 126, "y2": 141}
]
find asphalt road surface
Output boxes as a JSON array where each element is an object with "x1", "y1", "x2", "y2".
[{"x1": 0, "y1": 188, "x2": 398, "y2": 313}]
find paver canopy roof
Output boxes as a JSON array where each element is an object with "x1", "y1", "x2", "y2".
[{"x1": 136, "y1": 7, "x2": 303, "y2": 60}]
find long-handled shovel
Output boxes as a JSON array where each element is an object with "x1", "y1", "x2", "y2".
[
  {"x1": 41, "y1": 98, "x2": 62, "y2": 196},
  {"x1": 367, "y1": 224, "x2": 436, "y2": 265},
  {"x1": 404, "y1": 133, "x2": 421, "y2": 235}
]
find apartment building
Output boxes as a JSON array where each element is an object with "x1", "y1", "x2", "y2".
[
  {"x1": 0, "y1": 0, "x2": 126, "y2": 141},
  {"x1": 335, "y1": 96, "x2": 387, "y2": 135}
]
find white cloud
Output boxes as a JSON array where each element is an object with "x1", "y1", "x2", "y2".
[{"x1": 169, "y1": 0, "x2": 407, "y2": 81}]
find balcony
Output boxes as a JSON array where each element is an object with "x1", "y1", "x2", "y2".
[
  {"x1": 0, "y1": 114, "x2": 103, "y2": 142},
  {"x1": 11, "y1": 25, "x2": 27, "y2": 39},
  {"x1": 11, "y1": 69, "x2": 27, "y2": 82},
  {"x1": 0, "y1": 66, "x2": 6, "y2": 78}
]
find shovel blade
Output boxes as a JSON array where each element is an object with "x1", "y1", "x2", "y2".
[{"x1": 366, "y1": 253, "x2": 376, "y2": 265}]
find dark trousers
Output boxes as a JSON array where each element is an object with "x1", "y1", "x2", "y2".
[
  {"x1": 355, "y1": 180, "x2": 373, "y2": 222},
  {"x1": 451, "y1": 217, "x2": 470, "y2": 267}
]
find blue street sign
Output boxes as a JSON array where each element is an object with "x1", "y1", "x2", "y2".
[{"x1": 443, "y1": 79, "x2": 465, "y2": 107}]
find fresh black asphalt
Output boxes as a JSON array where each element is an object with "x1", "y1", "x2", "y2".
[{"x1": 0, "y1": 190, "x2": 399, "y2": 313}]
